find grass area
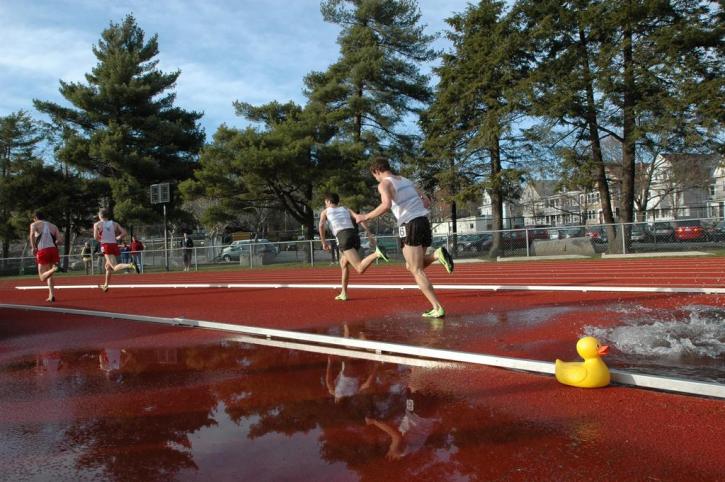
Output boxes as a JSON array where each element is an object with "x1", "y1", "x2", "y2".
[{"x1": 2, "y1": 246, "x2": 723, "y2": 280}]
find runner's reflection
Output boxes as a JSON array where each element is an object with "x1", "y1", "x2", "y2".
[
  {"x1": 35, "y1": 351, "x2": 63, "y2": 376},
  {"x1": 365, "y1": 366, "x2": 443, "y2": 460},
  {"x1": 326, "y1": 323, "x2": 379, "y2": 403},
  {"x1": 99, "y1": 347, "x2": 132, "y2": 382}
]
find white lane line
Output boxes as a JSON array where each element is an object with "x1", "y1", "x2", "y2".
[
  {"x1": 14, "y1": 283, "x2": 725, "y2": 294},
  {"x1": 2, "y1": 303, "x2": 723, "y2": 399}
]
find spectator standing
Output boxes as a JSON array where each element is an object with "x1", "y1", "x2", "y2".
[
  {"x1": 81, "y1": 241, "x2": 93, "y2": 275},
  {"x1": 182, "y1": 232, "x2": 194, "y2": 271},
  {"x1": 130, "y1": 236, "x2": 145, "y2": 273},
  {"x1": 120, "y1": 242, "x2": 131, "y2": 264}
]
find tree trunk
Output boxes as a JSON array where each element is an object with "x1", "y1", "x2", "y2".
[
  {"x1": 489, "y1": 136, "x2": 504, "y2": 258},
  {"x1": 450, "y1": 199, "x2": 458, "y2": 255},
  {"x1": 578, "y1": 24, "x2": 619, "y2": 252},
  {"x1": 620, "y1": 16, "x2": 636, "y2": 225}
]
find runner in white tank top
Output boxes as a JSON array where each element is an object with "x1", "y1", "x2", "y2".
[
  {"x1": 354, "y1": 157, "x2": 454, "y2": 318},
  {"x1": 29, "y1": 211, "x2": 63, "y2": 303},
  {"x1": 318, "y1": 192, "x2": 389, "y2": 301},
  {"x1": 93, "y1": 208, "x2": 139, "y2": 292},
  {"x1": 384, "y1": 175, "x2": 429, "y2": 226}
]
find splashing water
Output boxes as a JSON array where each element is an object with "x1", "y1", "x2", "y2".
[{"x1": 585, "y1": 305, "x2": 725, "y2": 359}]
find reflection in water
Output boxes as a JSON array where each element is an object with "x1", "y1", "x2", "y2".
[
  {"x1": 1, "y1": 326, "x2": 476, "y2": 480},
  {"x1": 2, "y1": 313, "x2": 720, "y2": 481},
  {"x1": 326, "y1": 323, "x2": 378, "y2": 403}
]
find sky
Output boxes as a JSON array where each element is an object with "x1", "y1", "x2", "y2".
[{"x1": 0, "y1": 0, "x2": 473, "y2": 139}]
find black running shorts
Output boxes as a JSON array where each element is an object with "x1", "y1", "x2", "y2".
[
  {"x1": 398, "y1": 216, "x2": 432, "y2": 248},
  {"x1": 336, "y1": 228, "x2": 361, "y2": 252}
]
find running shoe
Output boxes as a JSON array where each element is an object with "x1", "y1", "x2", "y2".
[
  {"x1": 54, "y1": 263, "x2": 66, "y2": 273},
  {"x1": 421, "y1": 306, "x2": 445, "y2": 318},
  {"x1": 130, "y1": 261, "x2": 140, "y2": 274},
  {"x1": 435, "y1": 247, "x2": 454, "y2": 274},
  {"x1": 375, "y1": 245, "x2": 390, "y2": 262},
  {"x1": 335, "y1": 293, "x2": 348, "y2": 301},
  {"x1": 99, "y1": 285, "x2": 109, "y2": 293}
]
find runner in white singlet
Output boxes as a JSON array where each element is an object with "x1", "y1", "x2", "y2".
[
  {"x1": 29, "y1": 211, "x2": 63, "y2": 302},
  {"x1": 93, "y1": 208, "x2": 139, "y2": 292},
  {"x1": 354, "y1": 157, "x2": 454, "y2": 318},
  {"x1": 318, "y1": 192, "x2": 389, "y2": 301}
]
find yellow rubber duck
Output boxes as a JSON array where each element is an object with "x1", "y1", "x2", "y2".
[{"x1": 555, "y1": 336, "x2": 611, "y2": 388}]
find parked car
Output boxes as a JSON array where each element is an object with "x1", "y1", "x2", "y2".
[
  {"x1": 674, "y1": 219, "x2": 707, "y2": 242},
  {"x1": 649, "y1": 222, "x2": 675, "y2": 242},
  {"x1": 586, "y1": 226, "x2": 609, "y2": 244},
  {"x1": 526, "y1": 226, "x2": 550, "y2": 244},
  {"x1": 630, "y1": 223, "x2": 650, "y2": 242},
  {"x1": 706, "y1": 221, "x2": 725, "y2": 242},
  {"x1": 220, "y1": 239, "x2": 277, "y2": 261},
  {"x1": 502, "y1": 229, "x2": 527, "y2": 248},
  {"x1": 549, "y1": 225, "x2": 586, "y2": 240},
  {"x1": 457, "y1": 233, "x2": 492, "y2": 252},
  {"x1": 361, "y1": 236, "x2": 399, "y2": 255}
]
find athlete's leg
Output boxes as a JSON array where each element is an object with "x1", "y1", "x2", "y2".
[
  {"x1": 338, "y1": 256, "x2": 350, "y2": 300},
  {"x1": 37, "y1": 263, "x2": 57, "y2": 301},
  {"x1": 102, "y1": 254, "x2": 116, "y2": 290},
  {"x1": 343, "y1": 247, "x2": 384, "y2": 275},
  {"x1": 402, "y1": 244, "x2": 443, "y2": 313},
  {"x1": 37, "y1": 263, "x2": 58, "y2": 282}
]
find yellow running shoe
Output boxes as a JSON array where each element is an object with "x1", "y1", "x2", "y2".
[
  {"x1": 335, "y1": 293, "x2": 348, "y2": 301},
  {"x1": 421, "y1": 306, "x2": 445, "y2": 318},
  {"x1": 375, "y1": 245, "x2": 390, "y2": 262},
  {"x1": 435, "y1": 247, "x2": 454, "y2": 274}
]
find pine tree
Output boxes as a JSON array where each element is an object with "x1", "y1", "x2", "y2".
[
  {"x1": 422, "y1": 1, "x2": 529, "y2": 256},
  {"x1": 0, "y1": 111, "x2": 44, "y2": 258},
  {"x1": 181, "y1": 101, "x2": 350, "y2": 245},
  {"x1": 518, "y1": 0, "x2": 723, "y2": 251},
  {"x1": 34, "y1": 14, "x2": 204, "y2": 224},
  {"x1": 306, "y1": 0, "x2": 436, "y2": 157}
]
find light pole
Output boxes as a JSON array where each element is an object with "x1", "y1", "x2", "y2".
[{"x1": 150, "y1": 183, "x2": 171, "y2": 271}]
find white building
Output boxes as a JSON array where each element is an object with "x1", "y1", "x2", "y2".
[{"x1": 645, "y1": 154, "x2": 721, "y2": 220}]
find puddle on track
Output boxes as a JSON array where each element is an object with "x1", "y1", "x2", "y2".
[{"x1": 1, "y1": 322, "x2": 723, "y2": 481}]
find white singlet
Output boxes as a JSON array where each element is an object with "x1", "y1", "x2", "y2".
[
  {"x1": 325, "y1": 206, "x2": 354, "y2": 236},
  {"x1": 99, "y1": 220, "x2": 117, "y2": 244},
  {"x1": 36, "y1": 222, "x2": 56, "y2": 249},
  {"x1": 384, "y1": 176, "x2": 429, "y2": 225}
]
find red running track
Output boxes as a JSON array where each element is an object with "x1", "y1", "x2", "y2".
[{"x1": 1, "y1": 257, "x2": 724, "y2": 480}]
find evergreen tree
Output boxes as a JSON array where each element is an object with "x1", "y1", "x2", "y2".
[
  {"x1": 422, "y1": 1, "x2": 529, "y2": 256},
  {"x1": 34, "y1": 14, "x2": 204, "y2": 225},
  {"x1": 0, "y1": 111, "x2": 44, "y2": 258},
  {"x1": 306, "y1": 0, "x2": 436, "y2": 157},
  {"x1": 180, "y1": 101, "x2": 350, "y2": 246},
  {"x1": 517, "y1": 0, "x2": 723, "y2": 250}
]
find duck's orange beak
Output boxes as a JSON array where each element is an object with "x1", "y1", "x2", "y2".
[{"x1": 598, "y1": 345, "x2": 609, "y2": 355}]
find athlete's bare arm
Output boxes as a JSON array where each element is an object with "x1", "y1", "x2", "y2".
[
  {"x1": 355, "y1": 179, "x2": 394, "y2": 224},
  {"x1": 114, "y1": 222, "x2": 127, "y2": 241},
  {"x1": 318, "y1": 210, "x2": 330, "y2": 251}
]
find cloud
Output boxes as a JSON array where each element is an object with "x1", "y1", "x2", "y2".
[{"x1": 0, "y1": 0, "x2": 471, "y2": 135}]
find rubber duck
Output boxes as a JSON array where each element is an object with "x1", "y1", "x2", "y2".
[{"x1": 555, "y1": 336, "x2": 610, "y2": 388}]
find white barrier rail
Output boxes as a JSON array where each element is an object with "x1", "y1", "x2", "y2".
[{"x1": 2, "y1": 303, "x2": 723, "y2": 399}]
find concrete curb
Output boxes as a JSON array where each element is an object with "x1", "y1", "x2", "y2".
[
  {"x1": 601, "y1": 251, "x2": 712, "y2": 258},
  {"x1": 497, "y1": 255, "x2": 590, "y2": 262}
]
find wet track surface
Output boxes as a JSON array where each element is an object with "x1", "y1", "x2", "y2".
[{"x1": 1, "y1": 259, "x2": 724, "y2": 480}]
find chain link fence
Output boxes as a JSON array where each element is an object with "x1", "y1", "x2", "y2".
[{"x1": 2, "y1": 217, "x2": 723, "y2": 276}]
